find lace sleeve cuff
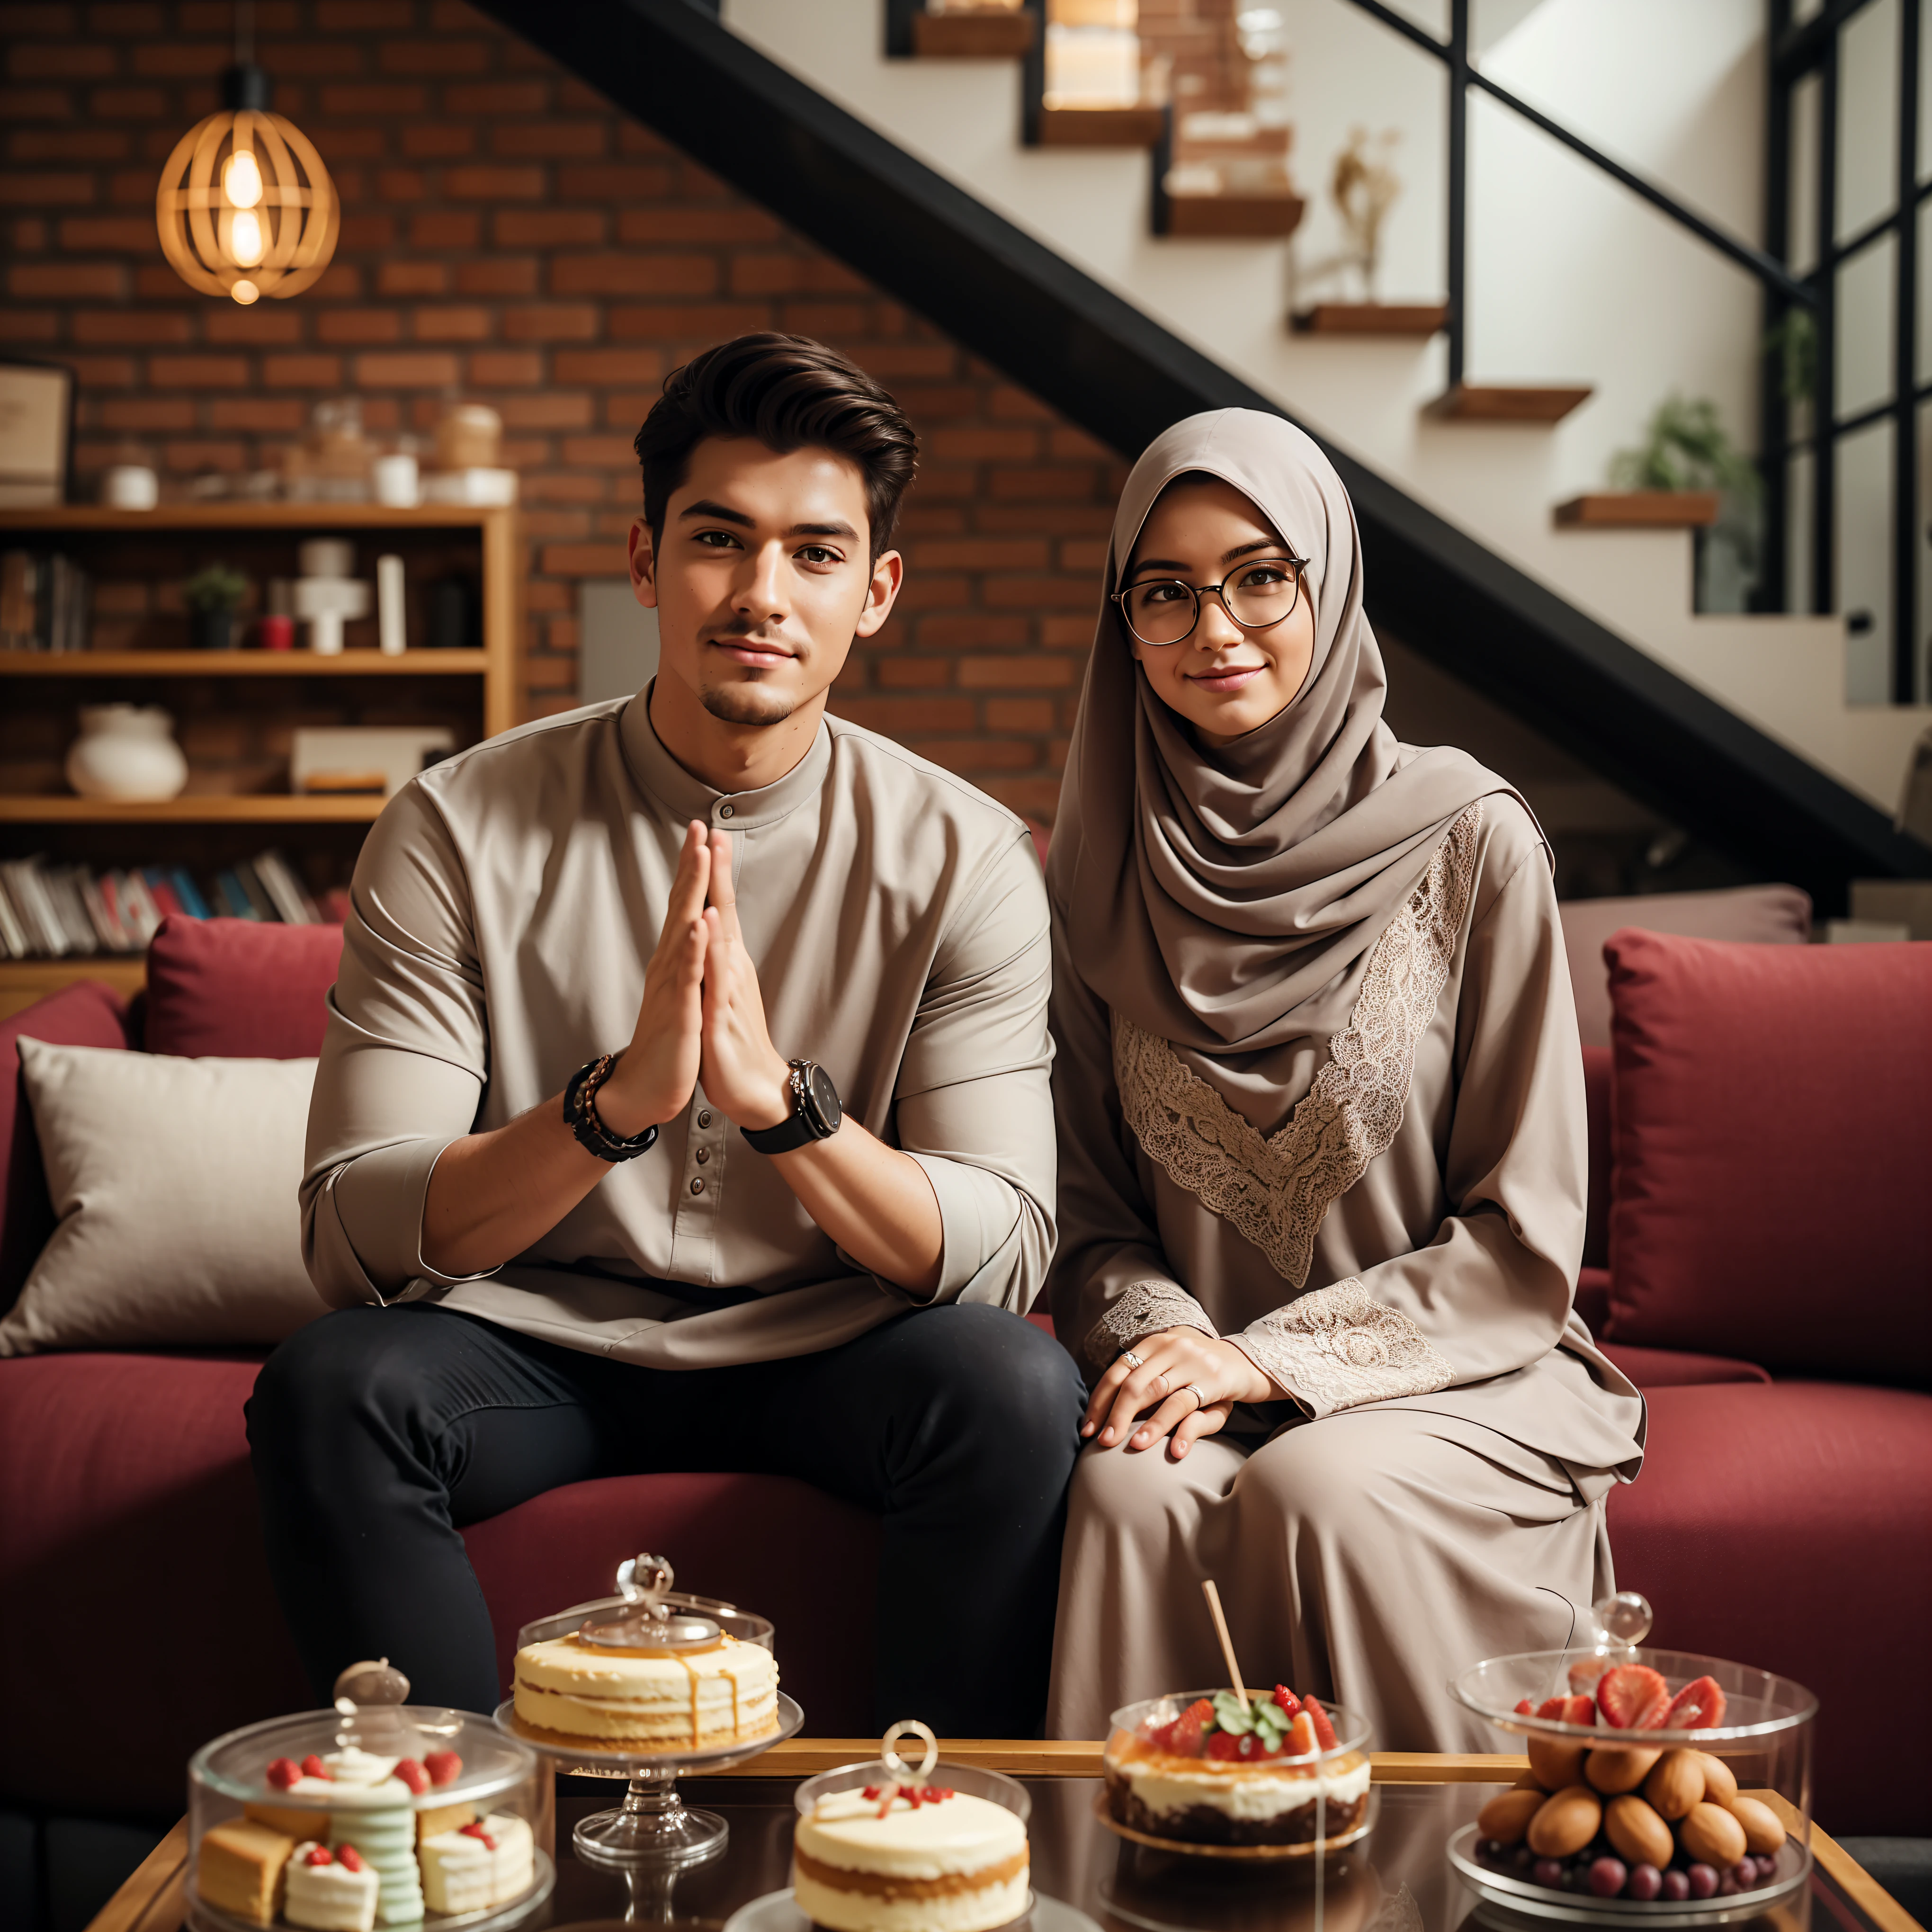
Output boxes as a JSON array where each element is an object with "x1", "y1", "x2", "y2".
[
  {"x1": 1228, "y1": 1279, "x2": 1454, "y2": 1418},
  {"x1": 1082, "y1": 1279, "x2": 1217, "y2": 1374}
]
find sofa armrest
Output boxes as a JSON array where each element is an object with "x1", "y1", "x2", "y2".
[{"x1": 1, "y1": 982, "x2": 135, "y2": 1315}]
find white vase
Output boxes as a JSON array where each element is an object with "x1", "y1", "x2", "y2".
[{"x1": 64, "y1": 704, "x2": 189, "y2": 801}]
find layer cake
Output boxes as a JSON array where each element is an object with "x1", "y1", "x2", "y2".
[{"x1": 511, "y1": 1632, "x2": 779, "y2": 1750}]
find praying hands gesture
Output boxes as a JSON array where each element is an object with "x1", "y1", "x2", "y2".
[
  {"x1": 425, "y1": 819, "x2": 944, "y2": 1293},
  {"x1": 1081, "y1": 1326, "x2": 1286, "y2": 1461}
]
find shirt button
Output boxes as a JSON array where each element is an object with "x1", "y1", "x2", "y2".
[
  {"x1": 718, "y1": 803, "x2": 735, "y2": 820},
  {"x1": 689, "y1": 1177, "x2": 705, "y2": 1195},
  {"x1": 696, "y1": 1109, "x2": 711, "y2": 1129},
  {"x1": 695, "y1": 1147, "x2": 710, "y2": 1165}
]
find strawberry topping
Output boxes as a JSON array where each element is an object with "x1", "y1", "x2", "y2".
[
  {"x1": 1283, "y1": 1711, "x2": 1318, "y2": 1757},
  {"x1": 1663, "y1": 1675, "x2": 1727, "y2": 1731},
  {"x1": 1597, "y1": 1664, "x2": 1673, "y2": 1730},
  {"x1": 1305, "y1": 1696, "x2": 1339, "y2": 1751},
  {"x1": 303, "y1": 1847, "x2": 333, "y2": 1868},
  {"x1": 267, "y1": 1758, "x2": 301, "y2": 1790},
  {"x1": 1563, "y1": 1695, "x2": 1597, "y2": 1726},
  {"x1": 394, "y1": 1758, "x2": 429, "y2": 1795},
  {"x1": 1272, "y1": 1684, "x2": 1303, "y2": 1718},
  {"x1": 336, "y1": 1847, "x2": 364, "y2": 1873},
  {"x1": 424, "y1": 1751, "x2": 462, "y2": 1787},
  {"x1": 1150, "y1": 1696, "x2": 1216, "y2": 1757},
  {"x1": 1204, "y1": 1729, "x2": 1244, "y2": 1761},
  {"x1": 460, "y1": 1821, "x2": 498, "y2": 1852},
  {"x1": 300, "y1": 1754, "x2": 330, "y2": 1781}
]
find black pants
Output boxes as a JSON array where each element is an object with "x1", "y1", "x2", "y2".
[{"x1": 246, "y1": 1300, "x2": 1085, "y2": 1735}]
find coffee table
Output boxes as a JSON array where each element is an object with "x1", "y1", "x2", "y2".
[{"x1": 85, "y1": 1742, "x2": 1920, "y2": 1932}]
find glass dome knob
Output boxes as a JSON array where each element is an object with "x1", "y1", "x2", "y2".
[
  {"x1": 1592, "y1": 1592, "x2": 1654, "y2": 1647},
  {"x1": 581, "y1": 1551, "x2": 721, "y2": 1650}
]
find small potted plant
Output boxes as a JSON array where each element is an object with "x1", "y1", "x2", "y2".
[{"x1": 182, "y1": 562, "x2": 249, "y2": 651}]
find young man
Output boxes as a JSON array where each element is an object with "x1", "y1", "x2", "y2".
[{"x1": 249, "y1": 333, "x2": 1082, "y2": 1735}]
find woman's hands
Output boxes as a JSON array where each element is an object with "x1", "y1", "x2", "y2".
[{"x1": 1081, "y1": 1326, "x2": 1283, "y2": 1460}]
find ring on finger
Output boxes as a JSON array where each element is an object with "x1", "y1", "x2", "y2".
[
  {"x1": 1181, "y1": 1383, "x2": 1205, "y2": 1411},
  {"x1": 1120, "y1": 1350, "x2": 1144, "y2": 1370}
]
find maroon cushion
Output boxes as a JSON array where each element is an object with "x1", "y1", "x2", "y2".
[
  {"x1": 145, "y1": 915, "x2": 344, "y2": 1059},
  {"x1": 465, "y1": 1474, "x2": 879, "y2": 1735},
  {"x1": 1607, "y1": 1380, "x2": 1932, "y2": 1834},
  {"x1": 1604, "y1": 930, "x2": 1932, "y2": 1383},
  {"x1": 0, "y1": 982, "x2": 134, "y2": 1315},
  {"x1": 1599, "y1": 1343, "x2": 1769, "y2": 1387},
  {"x1": 1581, "y1": 1045, "x2": 1611, "y2": 1269}
]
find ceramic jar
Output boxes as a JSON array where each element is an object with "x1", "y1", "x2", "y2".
[{"x1": 64, "y1": 704, "x2": 189, "y2": 801}]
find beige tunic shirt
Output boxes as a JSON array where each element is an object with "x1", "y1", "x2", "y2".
[
  {"x1": 301, "y1": 694, "x2": 1055, "y2": 1368},
  {"x1": 1049, "y1": 794, "x2": 1644, "y2": 1494}
]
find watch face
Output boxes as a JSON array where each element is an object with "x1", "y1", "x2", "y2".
[{"x1": 804, "y1": 1062, "x2": 842, "y2": 1136}]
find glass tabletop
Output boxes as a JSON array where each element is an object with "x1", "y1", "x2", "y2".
[{"x1": 539, "y1": 1775, "x2": 1885, "y2": 1932}]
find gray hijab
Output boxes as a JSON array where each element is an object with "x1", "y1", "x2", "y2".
[{"x1": 1050, "y1": 408, "x2": 1520, "y2": 1054}]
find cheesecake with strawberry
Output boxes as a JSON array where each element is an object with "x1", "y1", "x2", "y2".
[{"x1": 1103, "y1": 1686, "x2": 1371, "y2": 1847}]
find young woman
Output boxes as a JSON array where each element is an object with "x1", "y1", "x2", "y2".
[{"x1": 1044, "y1": 410, "x2": 1644, "y2": 1748}]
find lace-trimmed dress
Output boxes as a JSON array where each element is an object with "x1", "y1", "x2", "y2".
[{"x1": 1045, "y1": 795, "x2": 1646, "y2": 1746}]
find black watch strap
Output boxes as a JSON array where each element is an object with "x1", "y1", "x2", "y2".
[
  {"x1": 742, "y1": 1060, "x2": 839, "y2": 1155},
  {"x1": 565, "y1": 1053, "x2": 658, "y2": 1163}
]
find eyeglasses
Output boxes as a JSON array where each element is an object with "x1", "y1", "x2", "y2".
[{"x1": 1110, "y1": 555, "x2": 1309, "y2": 647}]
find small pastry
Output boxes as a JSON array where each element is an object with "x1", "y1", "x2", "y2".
[
  {"x1": 197, "y1": 1819, "x2": 295, "y2": 1927},
  {"x1": 284, "y1": 1843, "x2": 378, "y2": 1932}
]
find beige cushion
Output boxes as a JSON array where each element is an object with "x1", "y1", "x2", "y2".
[
  {"x1": 0, "y1": 1040, "x2": 325, "y2": 1356},
  {"x1": 1557, "y1": 885, "x2": 1812, "y2": 1048}
]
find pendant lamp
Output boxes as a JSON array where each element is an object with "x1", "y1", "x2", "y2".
[{"x1": 155, "y1": 6, "x2": 338, "y2": 306}]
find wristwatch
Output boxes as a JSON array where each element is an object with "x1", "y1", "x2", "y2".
[
  {"x1": 564, "y1": 1052, "x2": 659, "y2": 1163},
  {"x1": 741, "y1": 1059, "x2": 843, "y2": 1155}
]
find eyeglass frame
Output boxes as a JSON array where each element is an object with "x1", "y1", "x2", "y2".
[{"x1": 1109, "y1": 553, "x2": 1312, "y2": 647}]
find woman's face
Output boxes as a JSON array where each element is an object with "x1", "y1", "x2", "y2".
[{"x1": 1121, "y1": 476, "x2": 1315, "y2": 746}]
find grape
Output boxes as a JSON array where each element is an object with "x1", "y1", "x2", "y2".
[
  {"x1": 1532, "y1": 1859, "x2": 1565, "y2": 1888},
  {"x1": 1732, "y1": 1860, "x2": 1758, "y2": 1890},
  {"x1": 1661, "y1": 1870, "x2": 1691, "y2": 1903},
  {"x1": 1589, "y1": 1857, "x2": 1628, "y2": 1898},
  {"x1": 1626, "y1": 1865, "x2": 1663, "y2": 1902},
  {"x1": 1688, "y1": 1864, "x2": 1719, "y2": 1899},
  {"x1": 1754, "y1": 1855, "x2": 1779, "y2": 1881},
  {"x1": 1512, "y1": 1847, "x2": 1535, "y2": 1871}
]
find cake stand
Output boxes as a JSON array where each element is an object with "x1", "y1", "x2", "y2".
[{"x1": 493, "y1": 1554, "x2": 805, "y2": 1873}]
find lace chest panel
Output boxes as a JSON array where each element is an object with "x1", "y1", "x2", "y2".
[{"x1": 1111, "y1": 802, "x2": 1482, "y2": 1288}]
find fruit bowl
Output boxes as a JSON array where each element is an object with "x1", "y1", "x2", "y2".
[
  {"x1": 1099, "y1": 1685, "x2": 1375, "y2": 1858},
  {"x1": 1448, "y1": 1597, "x2": 1815, "y2": 1922}
]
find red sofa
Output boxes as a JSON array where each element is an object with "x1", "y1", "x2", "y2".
[{"x1": 1, "y1": 917, "x2": 1927, "y2": 1855}]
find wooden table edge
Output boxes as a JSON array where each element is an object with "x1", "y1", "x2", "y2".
[{"x1": 87, "y1": 1815, "x2": 187, "y2": 1932}]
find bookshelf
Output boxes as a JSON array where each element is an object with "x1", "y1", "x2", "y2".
[{"x1": 0, "y1": 502, "x2": 520, "y2": 1019}]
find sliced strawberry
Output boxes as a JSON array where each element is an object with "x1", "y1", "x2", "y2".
[
  {"x1": 1568, "y1": 1655, "x2": 1609, "y2": 1695},
  {"x1": 424, "y1": 1750, "x2": 462, "y2": 1786},
  {"x1": 1513, "y1": 1699, "x2": 1535, "y2": 1716},
  {"x1": 1597, "y1": 1664, "x2": 1672, "y2": 1730},
  {"x1": 303, "y1": 1847, "x2": 333, "y2": 1868},
  {"x1": 1282, "y1": 1711, "x2": 1318, "y2": 1757},
  {"x1": 1563, "y1": 1695, "x2": 1597, "y2": 1726},
  {"x1": 1305, "y1": 1696, "x2": 1339, "y2": 1751},
  {"x1": 336, "y1": 1846, "x2": 364, "y2": 1873},
  {"x1": 267, "y1": 1758, "x2": 300, "y2": 1790},
  {"x1": 1663, "y1": 1676, "x2": 1727, "y2": 1732},
  {"x1": 1536, "y1": 1696, "x2": 1570, "y2": 1720},
  {"x1": 300, "y1": 1754, "x2": 330, "y2": 1781},
  {"x1": 1205, "y1": 1729, "x2": 1244, "y2": 1760},
  {"x1": 394, "y1": 1758, "x2": 429, "y2": 1795},
  {"x1": 1273, "y1": 1684, "x2": 1303, "y2": 1718},
  {"x1": 1164, "y1": 1697, "x2": 1215, "y2": 1757}
]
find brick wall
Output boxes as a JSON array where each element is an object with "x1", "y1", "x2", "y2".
[{"x1": 0, "y1": 0, "x2": 1128, "y2": 820}]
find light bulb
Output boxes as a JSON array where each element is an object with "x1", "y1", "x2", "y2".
[
  {"x1": 223, "y1": 148, "x2": 264, "y2": 209},
  {"x1": 228, "y1": 207, "x2": 265, "y2": 267},
  {"x1": 231, "y1": 278, "x2": 259, "y2": 305}
]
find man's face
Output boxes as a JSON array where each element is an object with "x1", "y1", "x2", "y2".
[{"x1": 630, "y1": 435, "x2": 901, "y2": 728}]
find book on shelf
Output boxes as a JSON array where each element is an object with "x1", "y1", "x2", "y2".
[
  {"x1": 0, "y1": 848, "x2": 333, "y2": 961},
  {"x1": 0, "y1": 549, "x2": 90, "y2": 652}
]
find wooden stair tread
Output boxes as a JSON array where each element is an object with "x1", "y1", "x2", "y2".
[
  {"x1": 1424, "y1": 383, "x2": 1594, "y2": 423},
  {"x1": 1555, "y1": 492, "x2": 1719, "y2": 529},
  {"x1": 1293, "y1": 302, "x2": 1448, "y2": 336},
  {"x1": 1164, "y1": 192, "x2": 1306, "y2": 239},
  {"x1": 912, "y1": 10, "x2": 1034, "y2": 58},
  {"x1": 1036, "y1": 105, "x2": 1166, "y2": 148}
]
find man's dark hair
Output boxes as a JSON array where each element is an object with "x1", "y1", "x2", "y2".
[{"x1": 634, "y1": 332, "x2": 918, "y2": 560}]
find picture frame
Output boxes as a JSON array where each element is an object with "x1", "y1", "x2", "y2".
[{"x1": 0, "y1": 358, "x2": 74, "y2": 508}]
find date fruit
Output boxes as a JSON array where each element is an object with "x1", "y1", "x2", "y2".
[
  {"x1": 1696, "y1": 1752, "x2": 1739, "y2": 1806},
  {"x1": 1605, "y1": 1794, "x2": 1675, "y2": 1870},
  {"x1": 1642, "y1": 1748, "x2": 1706, "y2": 1820},
  {"x1": 1528, "y1": 1733, "x2": 1589, "y2": 1790},
  {"x1": 1681, "y1": 1799, "x2": 1749, "y2": 1869},
  {"x1": 1728, "y1": 1795, "x2": 1788, "y2": 1855},
  {"x1": 1526, "y1": 1786, "x2": 1603, "y2": 1859},
  {"x1": 1586, "y1": 1746, "x2": 1663, "y2": 1794},
  {"x1": 1477, "y1": 1789, "x2": 1547, "y2": 1846}
]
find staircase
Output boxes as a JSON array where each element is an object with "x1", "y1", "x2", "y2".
[{"x1": 471, "y1": 0, "x2": 1932, "y2": 908}]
